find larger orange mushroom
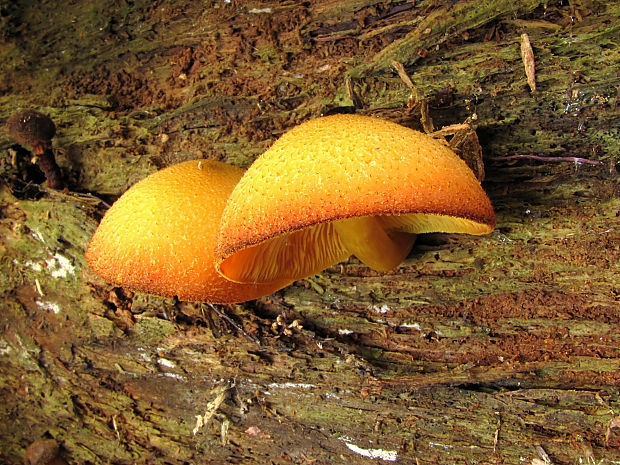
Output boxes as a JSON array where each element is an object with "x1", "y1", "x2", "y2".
[
  {"x1": 215, "y1": 114, "x2": 495, "y2": 285},
  {"x1": 86, "y1": 160, "x2": 290, "y2": 303}
]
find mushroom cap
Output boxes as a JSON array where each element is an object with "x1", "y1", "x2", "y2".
[
  {"x1": 215, "y1": 114, "x2": 495, "y2": 283},
  {"x1": 5, "y1": 109, "x2": 56, "y2": 152},
  {"x1": 85, "y1": 160, "x2": 289, "y2": 303}
]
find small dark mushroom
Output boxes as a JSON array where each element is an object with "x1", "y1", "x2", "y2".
[{"x1": 6, "y1": 109, "x2": 64, "y2": 189}]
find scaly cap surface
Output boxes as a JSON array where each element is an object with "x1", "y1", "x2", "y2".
[
  {"x1": 86, "y1": 160, "x2": 288, "y2": 303},
  {"x1": 216, "y1": 114, "x2": 495, "y2": 283}
]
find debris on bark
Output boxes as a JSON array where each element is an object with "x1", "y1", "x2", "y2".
[{"x1": 520, "y1": 33, "x2": 537, "y2": 93}]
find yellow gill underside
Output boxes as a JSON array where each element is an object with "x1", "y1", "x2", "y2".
[
  {"x1": 379, "y1": 212, "x2": 494, "y2": 235},
  {"x1": 218, "y1": 212, "x2": 493, "y2": 285},
  {"x1": 218, "y1": 222, "x2": 349, "y2": 284}
]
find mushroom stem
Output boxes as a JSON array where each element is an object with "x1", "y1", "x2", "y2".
[
  {"x1": 333, "y1": 216, "x2": 416, "y2": 271},
  {"x1": 34, "y1": 146, "x2": 64, "y2": 189}
]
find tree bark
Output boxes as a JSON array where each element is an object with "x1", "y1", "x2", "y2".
[{"x1": 0, "y1": 1, "x2": 618, "y2": 464}]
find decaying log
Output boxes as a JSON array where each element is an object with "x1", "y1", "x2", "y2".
[{"x1": 0, "y1": 1, "x2": 618, "y2": 464}]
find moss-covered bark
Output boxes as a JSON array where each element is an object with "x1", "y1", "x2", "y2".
[{"x1": 0, "y1": 1, "x2": 618, "y2": 464}]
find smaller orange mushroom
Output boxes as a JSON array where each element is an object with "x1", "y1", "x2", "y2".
[
  {"x1": 215, "y1": 114, "x2": 496, "y2": 285},
  {"x1": 85, "y1": 160, "x2": 289, "y2": 303}
]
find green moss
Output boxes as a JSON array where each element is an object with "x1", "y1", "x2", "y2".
[
  {"x1": 130, "y1": 316, "x2": 177, "y2": 346},
  {"x1": 87, "y1": 313, "x2": 125, "y2": 339},
  {"x1": 253, "y1": 46, "x2": 277, "y2": 63}
]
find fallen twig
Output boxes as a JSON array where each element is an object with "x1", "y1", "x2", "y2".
[
  {"x1": 391, "y1": 59, "x2": 434, "y2": 132},
  {"x1": 493, "y1": 412, "x2": 501, "y2": 453},
  {"x1": 314, "y1": 32, "x2": 354, "y2": 42},
  {"x1": 494, "y1": 154, "x2": 604, "y2": 166},
  {"x1": 207, "y1": 303, "x2": 260, "y2": 344}
]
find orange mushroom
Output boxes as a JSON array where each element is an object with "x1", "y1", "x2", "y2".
[
  {"x1": 85, "y1": 160, "x2": 290, "y2": 303},
  {"x1": 215, "y1": 114, "x2": 495, "y2": 285}
]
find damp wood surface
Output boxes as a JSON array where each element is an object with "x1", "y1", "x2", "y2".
[{"x1": 0, "y1": 1, "x2": 618, "y2": 464}]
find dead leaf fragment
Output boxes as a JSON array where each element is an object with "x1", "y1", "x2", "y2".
[
  {"x1": 24, "y1": 439, "x2": 63, "y2": 465},
  {"x1": 606, "y1": 415, "x2": 620, "y2": 447},
  {"x1": 246, "y1": 426, "x2": 271, "y2": 438},
  {"x1": 449, "y1": 126, "x2": 485, "y2": 181},
  {"x1": 192, "y1": 384, "x2": 229, "y2": 436}
]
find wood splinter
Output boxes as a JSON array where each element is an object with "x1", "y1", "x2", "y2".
[{"x1": 520, "y1": 33, "x2": 537, "y2": 93}]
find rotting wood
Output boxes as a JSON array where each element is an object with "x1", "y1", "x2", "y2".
[{"x1": 0, "y1": 1, "x2": 619, "y2": 464}]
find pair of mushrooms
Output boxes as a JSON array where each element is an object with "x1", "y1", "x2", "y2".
[{"x1": 86, "y1": 114, "x2": 496, "y2": 303}]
